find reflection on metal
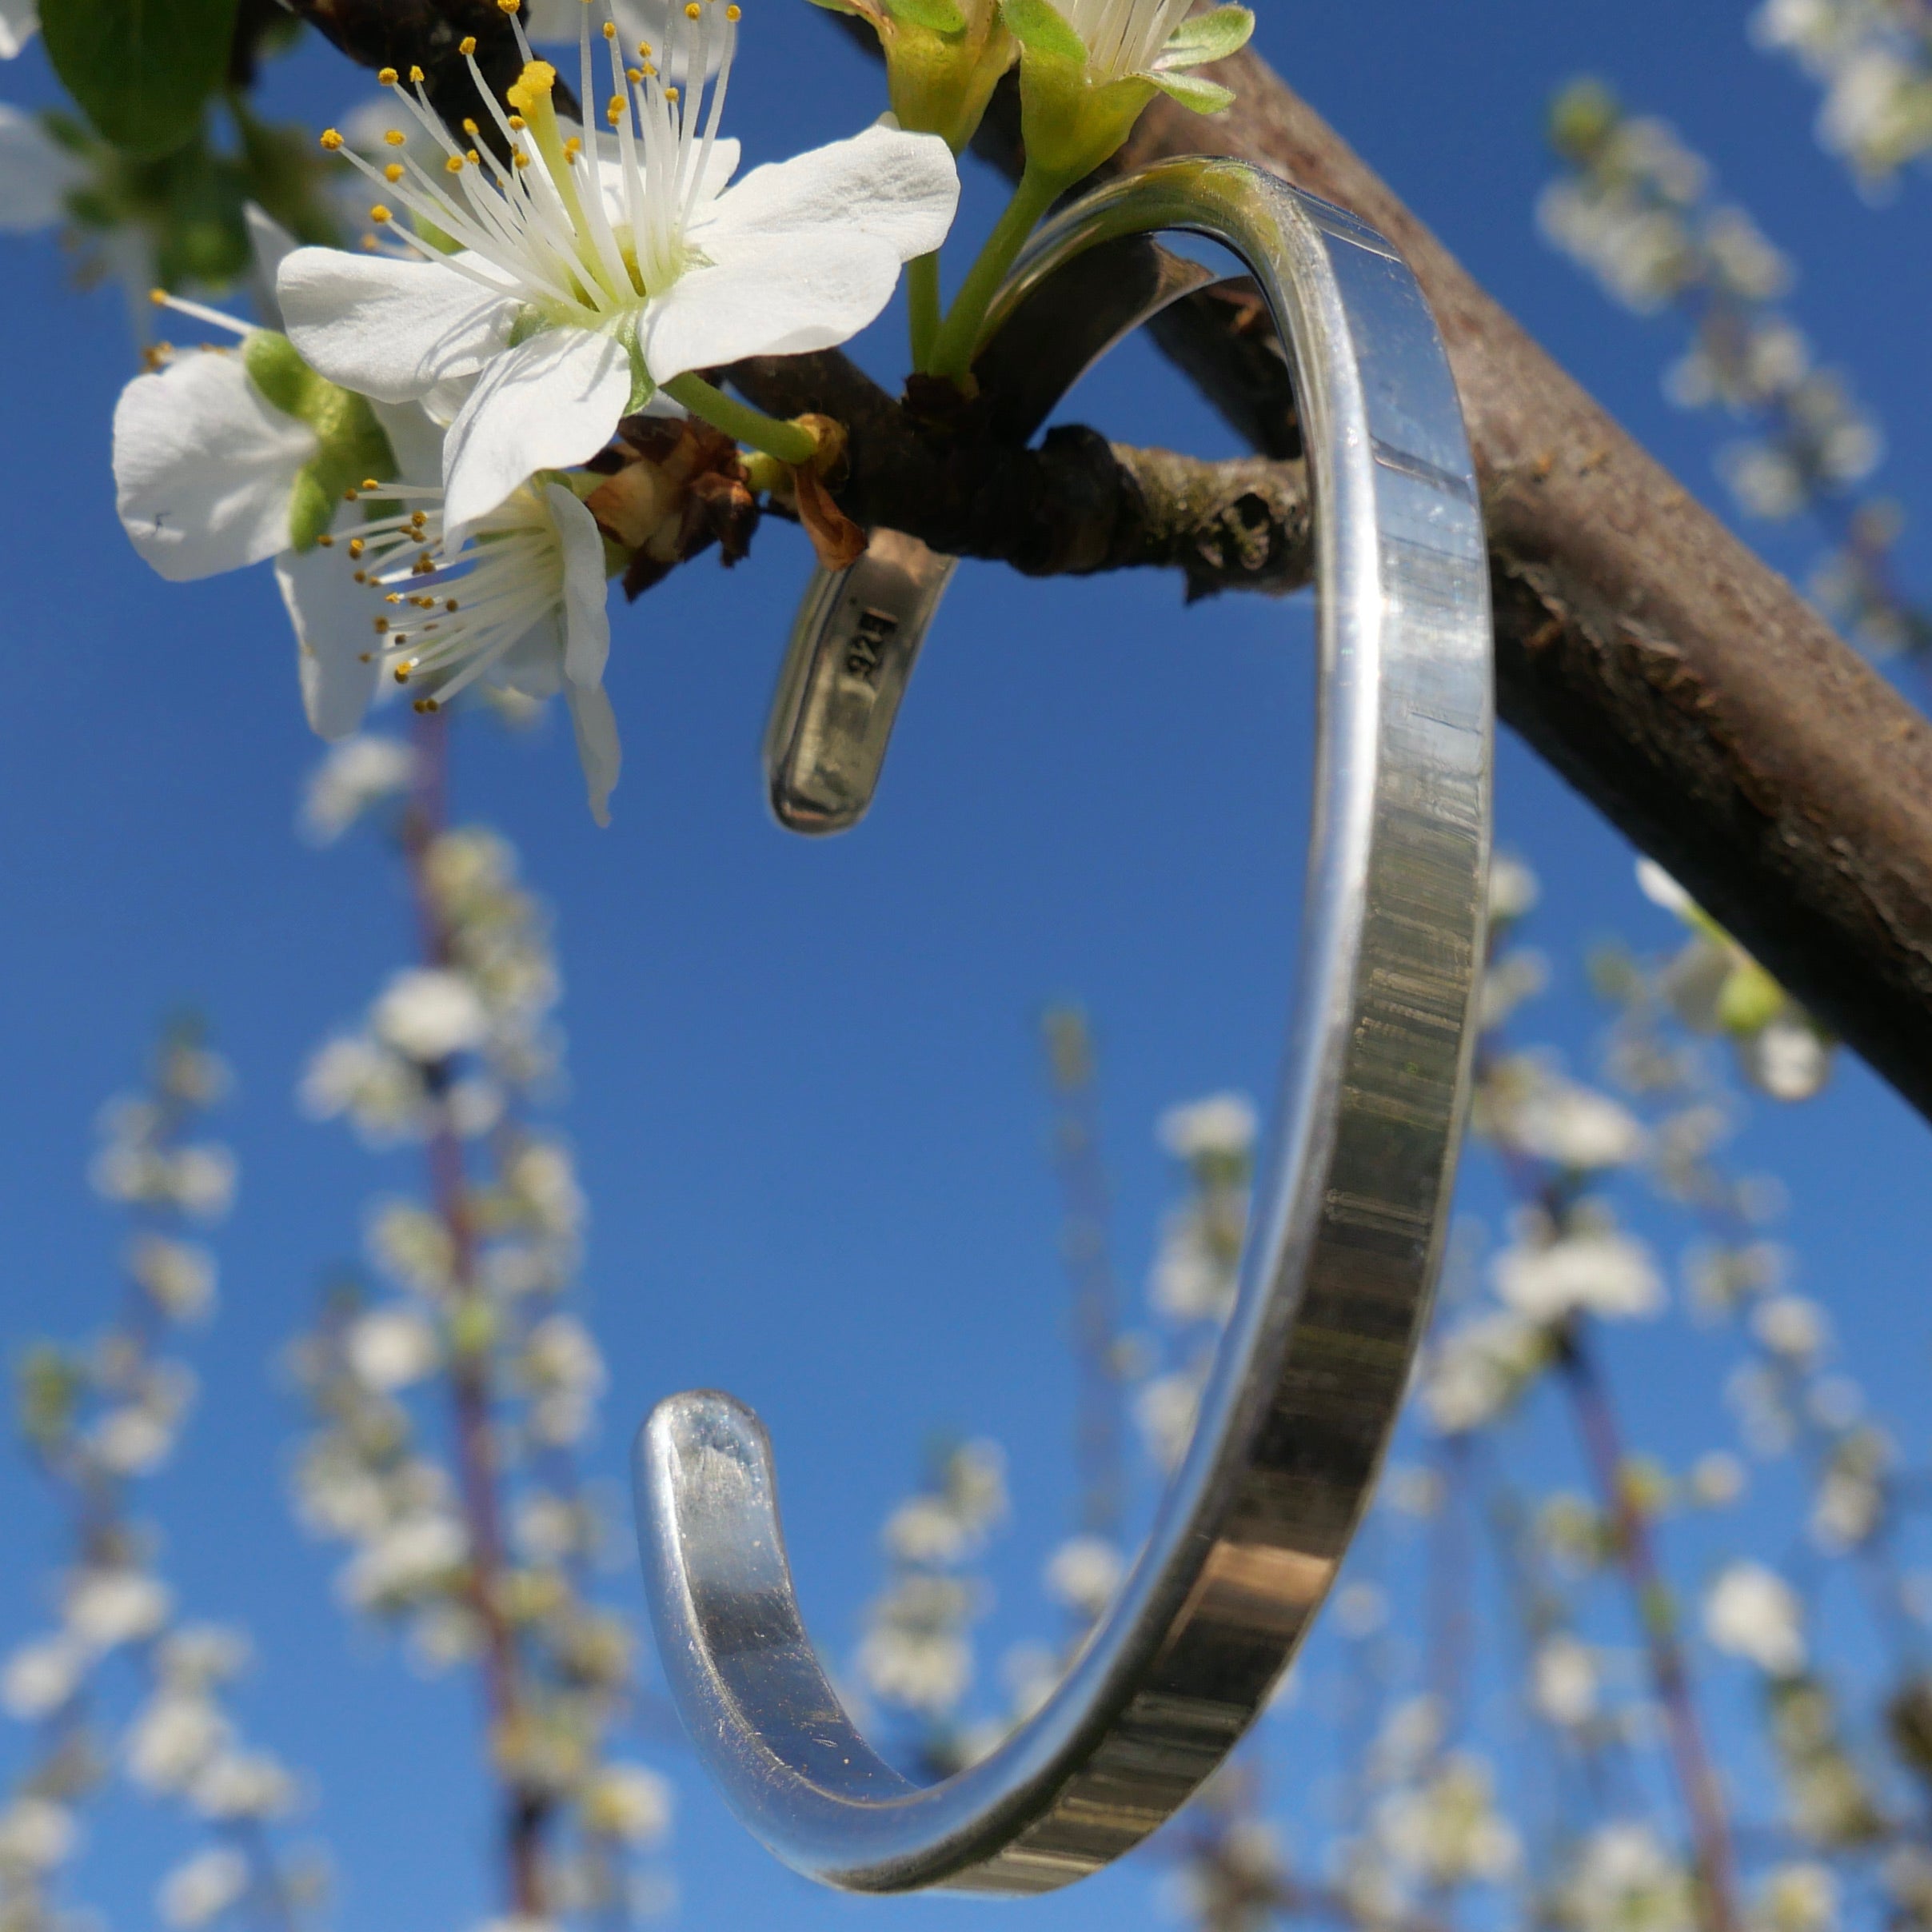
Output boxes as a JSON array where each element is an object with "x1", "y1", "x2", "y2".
[{"x1": 638, "y1": 158, "x2": 1495, "y2": 1896}]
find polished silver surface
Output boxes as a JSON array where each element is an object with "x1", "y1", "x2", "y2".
[
  {"x1": 639, "y1": 158, "x2": 1494, "y2": 1896},
  {"x1": 763, "y1": 234, "x2": 1221, "y2": 832}
]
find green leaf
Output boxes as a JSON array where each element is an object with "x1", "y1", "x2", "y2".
[
  {"x1": 884, "y1": 0, "x2": 970, "y2": 34},
  {"x1": 1150, "y1": 70, "x2": 1235, "y2": 114},
  {"x1": 1000, "y1": 0, "x2": 1088, "y2": 65},
  {"x1": 1156, "y1": 4, "x2": 1253, "y2": 70},
  {"x1": 43, "y1": 0, "x2": 240, "y2": 160}
]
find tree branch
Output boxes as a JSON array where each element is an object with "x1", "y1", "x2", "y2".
[
  {"x1": 730, "y1": 350, "x2": 1310, "y2": 598},
  {"x1": 954, "y1": 54, "x2": 1932, "y2": 1124}
]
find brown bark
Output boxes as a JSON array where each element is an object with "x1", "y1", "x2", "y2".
[
  {"x1": 1008, "y1": 56, "x2": 1932, "y2": 1123},
  {"x1": 731, "y1": 350, "x2": 1311, "y2": 598}
]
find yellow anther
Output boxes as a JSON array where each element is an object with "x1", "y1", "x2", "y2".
[
  {"x1": 665, "y1": 82, "x2": 679, "y2": 99},
  {"x1": 506, "y1": 59, "x2": 556, "y2": 114},
  {"x1": 147, "y1": 286, "x2": 167, "y2": 305},
  {"x1": 409, "y1": 64, "x2": 425, "y2": 82},
  {"x1": 445, "y1": 599, "x2": 460, "y2": 613},
  {"x1": 347, "y1": 537, "x2": 366, "y2": 558},
  {"x1": 603, "y1": 16, "x2": 617, "y2": 33},
  {"x1": 344, "y1": 487, "x2": 361, "y2": 501},
  {"x1": 373, "y1": 617, "x2": 389, "y2": 633},
  {"x1": 394, "y1": 663, "x2": 413, "y2": 683},
  {"x1": 725, "y1": 5, "x2": 740, "y2": 18},
  {"x1": 369, "y1": 203, "x2": 393, "y2": 222},
  {"x1": 507, "y1": 114, "x2": 527, "y2": 130},
  {"x1": 641, "y1": 61, "x2": 657, "y2": 74},
  {"x1": 385, "y1": 593, "x2": 405, "y2": 605},
  {"x1": 377, "y1": 66, "x2": 399, "y2": 85},
  {"x1": 362, "y1": 479, "x2": 382, "y2": 492},
  {"x1": 685, "y1": 3, "x2": 701, "y2": 17},
  {"x1": 626, "y1": 64, "x2": 643, "y2": 80},
  {"x1": 462, "y1": 116, "x2": 480, "y2": 133},
  {"x1": 638, "y1": 38, "x2": 653, "y2": 54},
  {"x1": 513, "y1": 149, "x2": 531, "y2": 166},
  {"x1": 445, "y1": 154, "x2": 466, "y2": 174},
  {"x1": 385, "y1": 128, "x2": 406, "y2": 146},
  {"x1": 607, "y1": 95, "x2": 625, "y2": 124},
  {"x1": 497, "y1": 0, "x2": 521, "y2": 12},
  {"x1": 460, "y1": 34, "x2": 477, "y2": 53},
  {"x1": 385, "y1": 162, "x2": 405, "y2": 182},
  {"x1": 409, "y1": 510, "x2": 428, "y2": 527},
  {"x1": 317, "y1": 533, "x2": 335, "y2": 548},
  {"x1": 359, "y1": 651, "x2": 373, "y2": 663},
  {"x1": 467, "y1": 149, "x2": 482, "y2": 164},
  {"x1": 320, "y1": 127, "x2": 345, "y2": 150},
  {"x1": 563, "y1": 135, "x2": 583, "y2": 157},
  {"x1": 353, "y1": 570, "x2": 369, "y2": 583}
]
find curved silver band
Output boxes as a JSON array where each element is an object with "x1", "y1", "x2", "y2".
[{"x1": 635, "y1": 158, "x2": 1494, "y2": 1897}]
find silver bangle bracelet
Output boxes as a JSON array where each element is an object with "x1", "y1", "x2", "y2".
[{"x1": 633, "y1": 157, "x2": 1494, "y2": 1898}]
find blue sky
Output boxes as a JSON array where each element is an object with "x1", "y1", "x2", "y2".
[{"x1": 2, "y1": 2, "x2": 1930, "y2": 1927}]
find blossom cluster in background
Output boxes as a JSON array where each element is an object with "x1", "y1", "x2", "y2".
[
  {"x1": 1540, "y1": 79, "x2": 1930, "y2": 661},
  {"x1": 1, "y1": 1028, "x2": 324, "y2": 1932}
]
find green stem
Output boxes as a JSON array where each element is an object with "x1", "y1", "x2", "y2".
[
  {"x1": 925, "y1": 162, "x2": 1070, "y2": 384},
  {"x1": 907, "y1": 251, "x2": 942, "y2": 370},
  {"x1": 664, "y1": 372, "x2": 819, "y2": 465}
]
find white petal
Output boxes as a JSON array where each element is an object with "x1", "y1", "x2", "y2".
[
  {"x1": 544, "y1": 484, "x2": 612, "y2": 689},
  {"x1": 640, "y1": 230, "x2": 904, "y2": 385},
  {"x1": 0, "y1": 103, "x2": 78, "y2": 232},
  {"x1": 369, "y1": 399, "x2": 447, "y2": 485},
  {"x1": 441, "y1": 326, "x2": 631, "y2": 536},
  {"x1": 0, "y1": 0, "x2": 37, "y2": 59},
  {"x1": 114, "y1": 353, "x2": 317, "y2": 581},
  {"x1": 566, "y1": 683, "x2": 621, "y2": 827},
  {"x1": 277, "y1": 537, "x2": 380, "y2": 740},
  {"x1": 493, "y1": 616, "x2": 566, "y2": 699},
  {"x1": 697, "y1": 125, "x2": 958, "y2": 260},
  {"x1": 244, "y1": 204, "x2": 299, "y2": 327},
  {"x1": 278, "y1": 248, "x2": 518, "y2": 404}
]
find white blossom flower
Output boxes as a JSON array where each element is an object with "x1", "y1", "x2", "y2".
[
  {"x1": 114, "y1": 346, "x2": 323, "y2": 582},
  {"x1": 1753, "y1": 1863, "x2": 1839, "y2": 1932},
  {"x1": 301, "y1": 733, "x2": 417, "y2": 843},
  {"x1": 158, "y1": 1846, "x2": 250, "y2": 1929},
  {"x1": 1754, "y1": 1292, "x2": 1830, "y2": 1362},
  {"x1": 126, "y1": 1691, "x2": 230, "y2": 1792},
  {"x1": 339, "y1": 1511, "x2": 469, "y2": 1611},
  {"x1": 278, "y1": 473, "x2": 621, "y2": 819},
  {"x1": 1533, "y1": 1635, "x2": 1600, "y2": 1726},
  {"x1": 373, "y1": 967, "x2": 489, "y2": 1063},
  {"x1": 1560, "y1": 1822, "x2": 1697, "y2": 1932},
  {"x1": 1494, "y1": 1226, "x2": 1663, "y2": 1324},
  {"x1": 0, "y1": 1634, "x2": 86, "y2": 1720},
  {"x1": 522, "y1": 1313, "x2": 608, "y2": 1445},
  {"x1": 66, "y1": 1567, "x2": 173, "y2": 1650},
  {"x1": 191, "y1": 1749, "x2": 297, "y2": 1820},
  {"x1": 1135, "y1": 1363, "x2": 1206, "y2": 1469},
  {"x1": 346, "y1": 1307, "x2": 443, "y2": 1391},
  {"x1": 1044, "y1": 1535, "x2": 1124, "y2": 1619},
  {"x1": 1424, "y1": 1309, "x2": 1547, "y2": 1433},
  {"x1": 1705, "y1": 1560, "x2": 1806, "y2": 1675},
  {"x1": 0, "y1": 1798, "x2": 75, "y2": 1874},
  {"x1": 581, "y1": 1762, "x2": 673, "y2": 1845},
  {"x1": 278, "y1": 4, "x2": 959, "y2": 533},
  {"x1": 1690, "y1": 1451, "x2": 1747, "y2": 1507},
  {"x1": 1480, "y1": 1056, "x2": 1647, "y2": 1171},
  {"x1": 1156, "y1": 1092, "x2": 1257, "y2": 1161},
  {"x1": 0, "y1": 0, "x2": 34, "y2": 58},
  {"x1": 1488, "y1": 852, "x2": 1541, "y2": 924},
  {"x1": 1375, "y1": 1754, "x2": 1519, "y2": 1889},
  {"x1": 129, "y1": 1232, "x2": 218, "y2": 1323}
]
